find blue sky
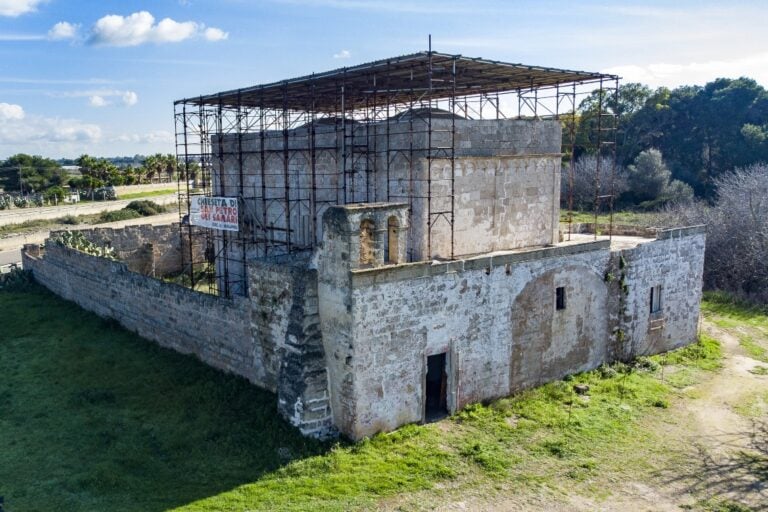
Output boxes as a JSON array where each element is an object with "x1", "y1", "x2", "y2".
[{"x1": 1, "y1": 0, "x2": 767, "y2": 159}]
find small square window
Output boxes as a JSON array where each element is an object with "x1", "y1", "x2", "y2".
[
  {"x1": 650, "y1": 285, "x2": 662, "y2": 313},
  {"x1": 556, "y1": 286, "x2": 566, "y2": 310}
]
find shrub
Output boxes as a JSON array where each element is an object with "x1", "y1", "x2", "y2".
[
  {"x1": 125, "y1": 200, "x2": 166, "y2": 216},
  {"x1": 0, "y1": 268, "x2": 33, "y2": 290},
  {"x1": 655, "y1": 163, "x2": 768, "y2": 303},
  {"x1": 99, "y1": 209, "x2": 141, "y2": 223},
  {"x1": 51, "y1": 230, "x2": 116, "y2": 260},
  {"x1": 44, "y1": 186, "x2": 66, "y2": 202},
  {"x1": 58, "y1": 215, "x2": 79, "y2": 225}
]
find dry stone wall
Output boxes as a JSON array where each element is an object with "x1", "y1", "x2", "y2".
[{"x1": 65, "y1": 223, "x2": 204, "y2": 277}]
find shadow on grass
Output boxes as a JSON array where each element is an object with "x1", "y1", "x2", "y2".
[
  {"x1": 0, "y1": 284, "x2": 333, "y2": 512},
  {"x1": 659, "y1": 419, "x2": 768, "y2": 511}
]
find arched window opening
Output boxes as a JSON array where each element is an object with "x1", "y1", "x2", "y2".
[
  {"x1": 386, "y1": 216, "x2": 399, "y2": 264},
  {"x1": 360, "y1": 219, "x2": 375, "y2": 266}
]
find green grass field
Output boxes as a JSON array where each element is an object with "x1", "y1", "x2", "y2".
[
  {"x1": 118, "y1": 189, "x2": 177, "y2": 200},
  {"x1": 560, "y1": 209, "x2": 657, "y2": 226},
  {"x1": 0, "y1": 283, "x2": 732, "y2": 511}
]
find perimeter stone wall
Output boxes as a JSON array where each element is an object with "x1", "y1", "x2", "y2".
[
  {"x1": 22, "y1": 238, "x2": 335, "y2": 439},
  {"x1": 61, "y1": 223, "x2": 204, "y2": 277}
]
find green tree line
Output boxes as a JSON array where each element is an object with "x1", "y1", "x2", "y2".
[
  {"x1": 0, "y1": 153, "x2": 199, "y2": 196},
  {"x1": 574, "y1": 77, "x2": 768, "y2": 200}
]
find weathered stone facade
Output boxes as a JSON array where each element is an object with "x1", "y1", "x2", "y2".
[
  {"x1": 316, "y1": 206, "x2": 705, "y2": 439},
  {"x1": 212, "y1": 117, "x2": 562, "y2": 294},
  {"x1": 22, "y1": 116, "x2": 706, "y2": 441}
]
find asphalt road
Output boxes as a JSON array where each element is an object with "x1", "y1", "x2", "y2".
[{"x1": 0, "y1": 248, "x2": 20, "y2": 267}]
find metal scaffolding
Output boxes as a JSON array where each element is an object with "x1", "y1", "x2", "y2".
[{"x1": 174, "y1": 50, "x2": 619, "y2": 297}]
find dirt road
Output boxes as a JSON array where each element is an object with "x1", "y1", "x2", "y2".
[{"x1": 0, "y1": 194, "x2": 177, "y2": 227}]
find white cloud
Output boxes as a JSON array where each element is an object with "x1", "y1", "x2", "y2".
[
  {"x1": 0, "y1": 33, "x2": 45, "y2": 41},
  {"x1": 111, "y1": 130, "x2": 174, "y2": 144},
  {"x1": 56, "y1": 88, "x2": 139, "y2": 108},
  {"x1": 88, "y1": 95, "x2": 108, "y2": 107},
  {"x1": 0, "y1": 104, "x2": 101, "y2": 148},
  {"x1": 0, "y1": 102, "x2": 25, "y2": 120},
  {"x1": 333, "y1": 49, "x2": 350, "y2": 59},
  {"x1": 604, "y1": 52, "x2": 768, "y2": 89},
  {"x1": 88, "y1": 11, "x2": 227, "y2": 46},
  {"x1": 121, "y1": 90, "x2": 138, "y2": 106},
  {"x1": 204, "y1": 27, "x2": 228, "y2": 42},
  {"x1": 90, "y1": 11, "x2": 160, "y2": 46},
  {"x1": 152, "y1": 17, "x2": 198, "y2": 43},
  {"x1": 0, "y1": 0, "x2": 44, "y2": 17},
  {"x1": 48, "y1": 21, "x2": 78, "y2": 40}
]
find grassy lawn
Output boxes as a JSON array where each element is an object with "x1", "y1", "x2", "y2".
[
  {"x1": 118, "y1": 189, "x2": 177, "y2": 200},
  {"x1": 702, "y1": 292, "x2": 768, "y2": 364},
  {"x1": 560, "y1": 209, "x2": 657, "y2": 226},
  {"x1": 0, "y1": 283, "x2": 732, "y2": 511}
]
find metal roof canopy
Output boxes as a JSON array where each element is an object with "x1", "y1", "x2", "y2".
[{"x1": 176, "y1": 51, "x2": 616, "y2": 111}]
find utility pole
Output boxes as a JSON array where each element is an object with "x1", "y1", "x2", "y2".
[{"x1": 18, "y1": 165, "x2": 23, "y2": 195}]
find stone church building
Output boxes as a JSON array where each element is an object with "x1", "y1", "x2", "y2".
[{"x1": 24, "y1": 52, "x2": 705, "y2": 440}]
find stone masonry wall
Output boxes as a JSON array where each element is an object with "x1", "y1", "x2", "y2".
[
  {"x1": 22, "y1": 240, "x2": 334, "y2": 439},
  {"x1": 67, "y1": 223, "x2": 204, "y2": 277},
  {"x1": 21, "y1": 214, "x2": 704, "y2": 442},
  {"x1": 319, "y1": 217, "x2": 705, "y2": 440},
  {"x1": 22, "y1": 243, "x2": 255, "y2": 382},
  {"x1": 212, "y1": 117, "x2": 561, "y2": 273},
  {"x1": 620, "y1": 226, "x2": 706, "y2": 357},
  {"x1": 428, "y1": 155, "x2": 560, "y2": 257},
  {"x1": 334, "y1": 243, "x2": 611, "y2": 439},
  {"x1": 248, "y1": 257, "x2": 335, "y2": 438}
]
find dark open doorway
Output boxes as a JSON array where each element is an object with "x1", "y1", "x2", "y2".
[{"x1": 425, "y1": 353, "x2": 448, "y2": 422}]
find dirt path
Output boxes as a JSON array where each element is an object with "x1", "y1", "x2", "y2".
[
  {"x1": 561, "y1": 322, "x2": 768, "y2": 511},
  {"x1": 665, "y1": 324, "x2": 768, "y2": 508},
  {"x1": 386, "y1": 318, "x2": 768, "y2": 512}
]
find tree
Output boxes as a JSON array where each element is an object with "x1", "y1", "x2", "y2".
[
  {"x1": 623, "y1": 149, "x2": 693, "y2": 207},
  {"x1": 656, "y1": 163, "x2": 768, "y2": 303},
  {"x1": 618, "y1": 78, "x2": 768, "y2": 197},
  {"x1": 76, "y1": 154, "x2": 125, "y2": 187},
  {"x1": 572, "y1": 82, "x2": 653, "y2": 161},
  {"x1": 0, "y1": 154, "x2": 65, "y2": 193},
  {"x1": 142, "y1": 153, "x2": 178, "y2": 183},
  {"x1": 561, "y1": 155, "x2": 626, "y2": 211}
]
